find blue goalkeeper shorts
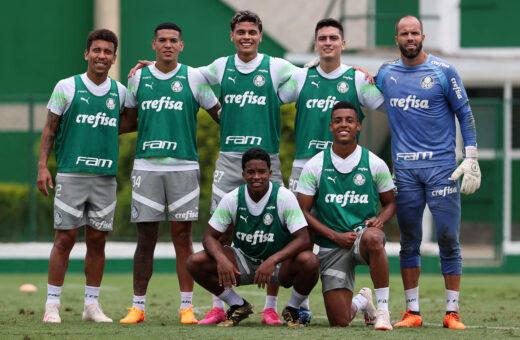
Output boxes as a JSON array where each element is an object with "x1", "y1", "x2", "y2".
[{"x1": 394, "y1": 165, "x2": 462, "y2": 275}]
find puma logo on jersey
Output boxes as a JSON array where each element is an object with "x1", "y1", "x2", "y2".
[
  {"x1": 240, "y1": 215, "x2": 248, "y2": 223},
  {"x1": 390, "y1": 76, "x2": 399, "y2": 84},
  {"x1": 145, "y1": 83, "x2": 154, "y2": 90},
  {"x1": 228, "y1": 76, "x2": 237, "y2": 84},
  {"x1": 80, "y1": 97, "x2": 90, "y2": 105},
  {"x1": 311, "y1": 81, "x2": 320, "y2": 88},
  {"x1": 327, "y1": 176, "x2": 337, "y2": 184}
]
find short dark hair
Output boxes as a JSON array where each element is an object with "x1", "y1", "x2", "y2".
[
  {"x1": 230, "y1": 10, "x2": 262, "y2": 32},
  {"x1": 242, "y1": 148, "x2": 270, "y2": 170},
  {"x1": 331, "y1": 101, "x2": 359, "y2": 121},
  {"x1": 315, "y1": 18, "x2": 344, "y2": 39},
  {"x1": 154, "y1": 22, "x2": 182, "y2": 38},
  {"x1": 86, "y1": 29, "x2": 118, "y2": 53},
  {"x1": 395, "y1": 15, "x2": 423, "y2": 34}
]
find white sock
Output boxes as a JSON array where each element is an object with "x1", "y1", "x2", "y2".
[
  {"x1": 180, "y1": 291, "x2": 193, "y2": 310},
  {"x1": 404, "y1": 287, "x2": 419, "y2": 312},
  {"x1": 300, "y1": 296, "x2": 310, "y2": 310},
  {"x1": 218, "y1": 289, "x2": 244, "y2": 307},
  {"x1": 375, "y1": 287, "x2": 389, "y2": 311},
  {"x1": 287, "y1": 288, "x2": 307, "y2": 309},
  {"x1": 264, "y1": 295, "x2": 278, "y2": 310},
  {"x1": 352, "y1": 293, "x2": 367, "y2": 312},
  {"x1": 46, "y1": 284, "x2": 62, "y2": 305},
  {"x1": 212, "y1": 294, "x2": 226, "y2": 310},
  {"x1": 133, "y1": 295, "x2": 146, "y2": 311},
  {"x1": 84, "y1": 285, "x2": 100, "y2": 307},
  {"x1": 445, "y1": 289, "x2": 460, "y2": 313}
]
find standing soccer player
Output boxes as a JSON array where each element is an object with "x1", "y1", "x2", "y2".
[
  {"x1": 37, "y1": 29, "x2": 126, "y2": 323},
  {"x1": 279, "y1": 18, "x2": 385, "y2": 194},
  {"x1": 196, "y1": 10, "x2": 297, "y2": 325},
  {"x1": 119, "y1": 22, "x2": 220, "y2": 325},
  {"x1": 187, "y1": 148, "x2": 319, "y2": 327},
  {"x1": 297, "y1": 101, "x2": 395, "y2": 330},
  {"x1": 375, "y1": 15, "x2": 481, "y2": 330}
]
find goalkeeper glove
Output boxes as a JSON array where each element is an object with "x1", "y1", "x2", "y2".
[{"x1": 448, "y1": 147, "x2": 481, "y2": 194}]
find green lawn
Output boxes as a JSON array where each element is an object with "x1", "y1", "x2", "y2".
[{"x1": 2, "y1": 273, "x2": 519, "y2": 339}]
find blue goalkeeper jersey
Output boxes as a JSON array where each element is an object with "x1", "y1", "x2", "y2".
[{"x1": 375, "y1": 54, "x2": 477, "y2": 170}]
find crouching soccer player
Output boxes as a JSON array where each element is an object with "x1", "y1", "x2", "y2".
[
  {"x1": 297, "y1": 101, "x2": 396, "y2": 330},
  {"x1": 187, "y1": 148, "x2": 319, "y2": 327}
]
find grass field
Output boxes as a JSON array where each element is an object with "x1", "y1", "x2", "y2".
[{"x1": 2, "y1": 273, "x2": 519, "y2": 339}]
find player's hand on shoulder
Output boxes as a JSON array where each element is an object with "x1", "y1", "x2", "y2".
[
  {"x1": 128, "y1": 60, "x2": 153, "y2": 78},
  {"x1": 449, "y1": 158, "x2": 481, "y2": 194},
  {"x1": 353, "y1": 66, "x2": 375, "y2": 84},
  {"x1": 333, "y1": 231, "x2": 358, "y2": 249},
  {"x1": 254, "y1": 258, "x2": 276, "y2": 289}
]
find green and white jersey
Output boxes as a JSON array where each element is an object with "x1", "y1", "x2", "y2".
[
  {"x1": 199, "y1": 54, "x2": 297, "y2": 155},
  {"x1": 47, "y1": 73, "x2": 126, "y2": 176},
  {"x1": 209, "y1": 182, "x2": 306, "y2": 260},
  {"x1": 297, "y1": 145, "x2": 394, "y2": 248},
  {"x1": 278, "y1": 64, "x2": 385, "y2": 167},
  {"x1": 126, "y1": 64, "x2": 218, "y2": 171}
]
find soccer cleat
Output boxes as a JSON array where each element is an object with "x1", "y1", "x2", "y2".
[
  {"x1": 82, "y1": 304, "x2": 113, "y2": 322},
  {"x1": 120, "y1": 307, "x2": 145, "y2": 324},
  {"x1": 43, "y1": 303, "x2": 61, "y2": 324},
  {"x1": 298, "y1": 307, "x2": 312, "y2": 325},
  {"x1": 358, "y1": 287, "x2": 376, "y2": 325},
  {"x1": 281, "y1": 306, "x2": 302, "y2": 328},
  {"x1": 443, "y1": 312, "x2": 466, "y2": 330},
  {"x1": 393, "y1": 309, "x2": 423, "y2": 327},
  {"x1": 374, "y1": 310, "x2": 393, "y2": 331},
  {"x1": 217, "y1": 300, "x2": 254, "y2": 327},
  {"x1": 198, "y1": 307, "x2": 227, "y2": 325},
  {"x1": 261, "y1": 308, "x2": 282, "y2": 325},
  {"x1": 180, "y1": 305, "x2": 198, "y2": 324}
]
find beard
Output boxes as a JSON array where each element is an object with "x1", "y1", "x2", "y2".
[{"x1": 399, "y1": 41, "x2": 423, "y2": 59}]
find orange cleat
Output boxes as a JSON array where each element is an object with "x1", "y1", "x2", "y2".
[
  {"x1": 393, "y1": 309, "x2": 423, "y2": 327},
  {"x1": 443, "y1": 312, "x2": 466, "y2": 330},
  {"x1": 180, "y1": 305, "x2": 198, "y2": 324},
  {"x1": 120, "y1": 307, "x2": 145, "y2": 324}
]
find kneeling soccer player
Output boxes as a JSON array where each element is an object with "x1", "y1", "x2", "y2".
[
  {"x1": 297, "y1": 101, "x2": 396, "y2": 330},
  {"x1": 187, "y1": 147, "x2": 319, "y2": 327}
]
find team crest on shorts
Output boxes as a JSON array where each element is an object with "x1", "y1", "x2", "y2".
[
  {"x1": 54, "y1": 211, "x2": 63, "y2": 226},
  {"x1": 337, "y1": 81, "x2": 349, "y2": 93},
  {"x1": 353, "y1": 174, "x2": 366, "y2": 186},
  {"x1": 106, "y1": 98, "x2": 116, "y2": 110},
  {"x1": 421, "y1": 76, "x2": 434, "y2": 89},
  {"x1": 253, "y1": 75, "x2": 265, "y2": 87},
  {"x1": 131, "y1": 205, "x2": 139, "y2": 219},
  {"x1": 171, "y1": 81, "x2": 183, "y2": 92},
  {"x1": 263, "y1": 213, "x2": 274, "y2": 226}
]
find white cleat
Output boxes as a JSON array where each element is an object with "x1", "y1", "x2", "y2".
[
  {"x1": 43, "y1": 303, "x2": 61, "y2": 324},
  {"x1": 375, "y1": 310, "x2": 393, "y2": 331},
  {"x1": 358, "y1": 287, "x2": 376, "y2": 325},
  {"x1": 82, "y1": 304, "x2": 113, "y2": 322}
]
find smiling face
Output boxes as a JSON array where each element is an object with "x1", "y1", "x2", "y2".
[
  {"x1": 84, "y1": 40, "x2": 116, "y2": 78},
  {"x1": 153, "y1": 29, "x2": 184, "y2": 64},
  {"x1": 242, "y1": 159, "x2": 272, "y2": 196},
  {"x1": 314, "y1": 26, "x2": 345, "y2": 61},
  {"x1": 395, "y1": 16, "x2": 425, "y2": 60},
  {"x1": 329, "y1": 108, "x2": 361, "y2": 145},
  {"x1": 230, "y1": 21, "x2": 262, "y2": 61}
]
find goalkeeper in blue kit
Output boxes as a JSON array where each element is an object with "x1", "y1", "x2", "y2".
[{"x1": 374, "y1": 15, "x2": 480, "y2": 330}]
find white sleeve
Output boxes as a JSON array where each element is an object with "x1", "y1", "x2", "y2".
[
  {"x1": 198, "y1": 57, "x2": 227, "y2": 85},
  {"x1": 270, "y1": 57, "x2": 299, "y2": 90},
  {"x1": 208, "y1": 188, "x2": 239, "y2": 232},
  {"x1": 296, "y1": 152, "x2": 324, "y2": 195},
  {"x1": 188, "y1": 67, "x2": 218, "y2": 110},
  {"x1": 278, "y1": 68, "x2": 308, "y2": 104},
  {"x1": 355, "y1": 71, "x2": 385, "y2": 110},
  {"x1": 116, "y1": 82, "x2": 127, "y2": 111},
  {"x1": 277, "y1": 187, "x2": 307, "y2": 233},
  {"x1": 125, "y1": 70, "x2": 141, "y2": 108},
  {"x1": 47, "y1": 77, "x2": 75, "y2": 116},
  {"x1": 368, "y1": 152, "x2": 395, "y2": 193}
]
